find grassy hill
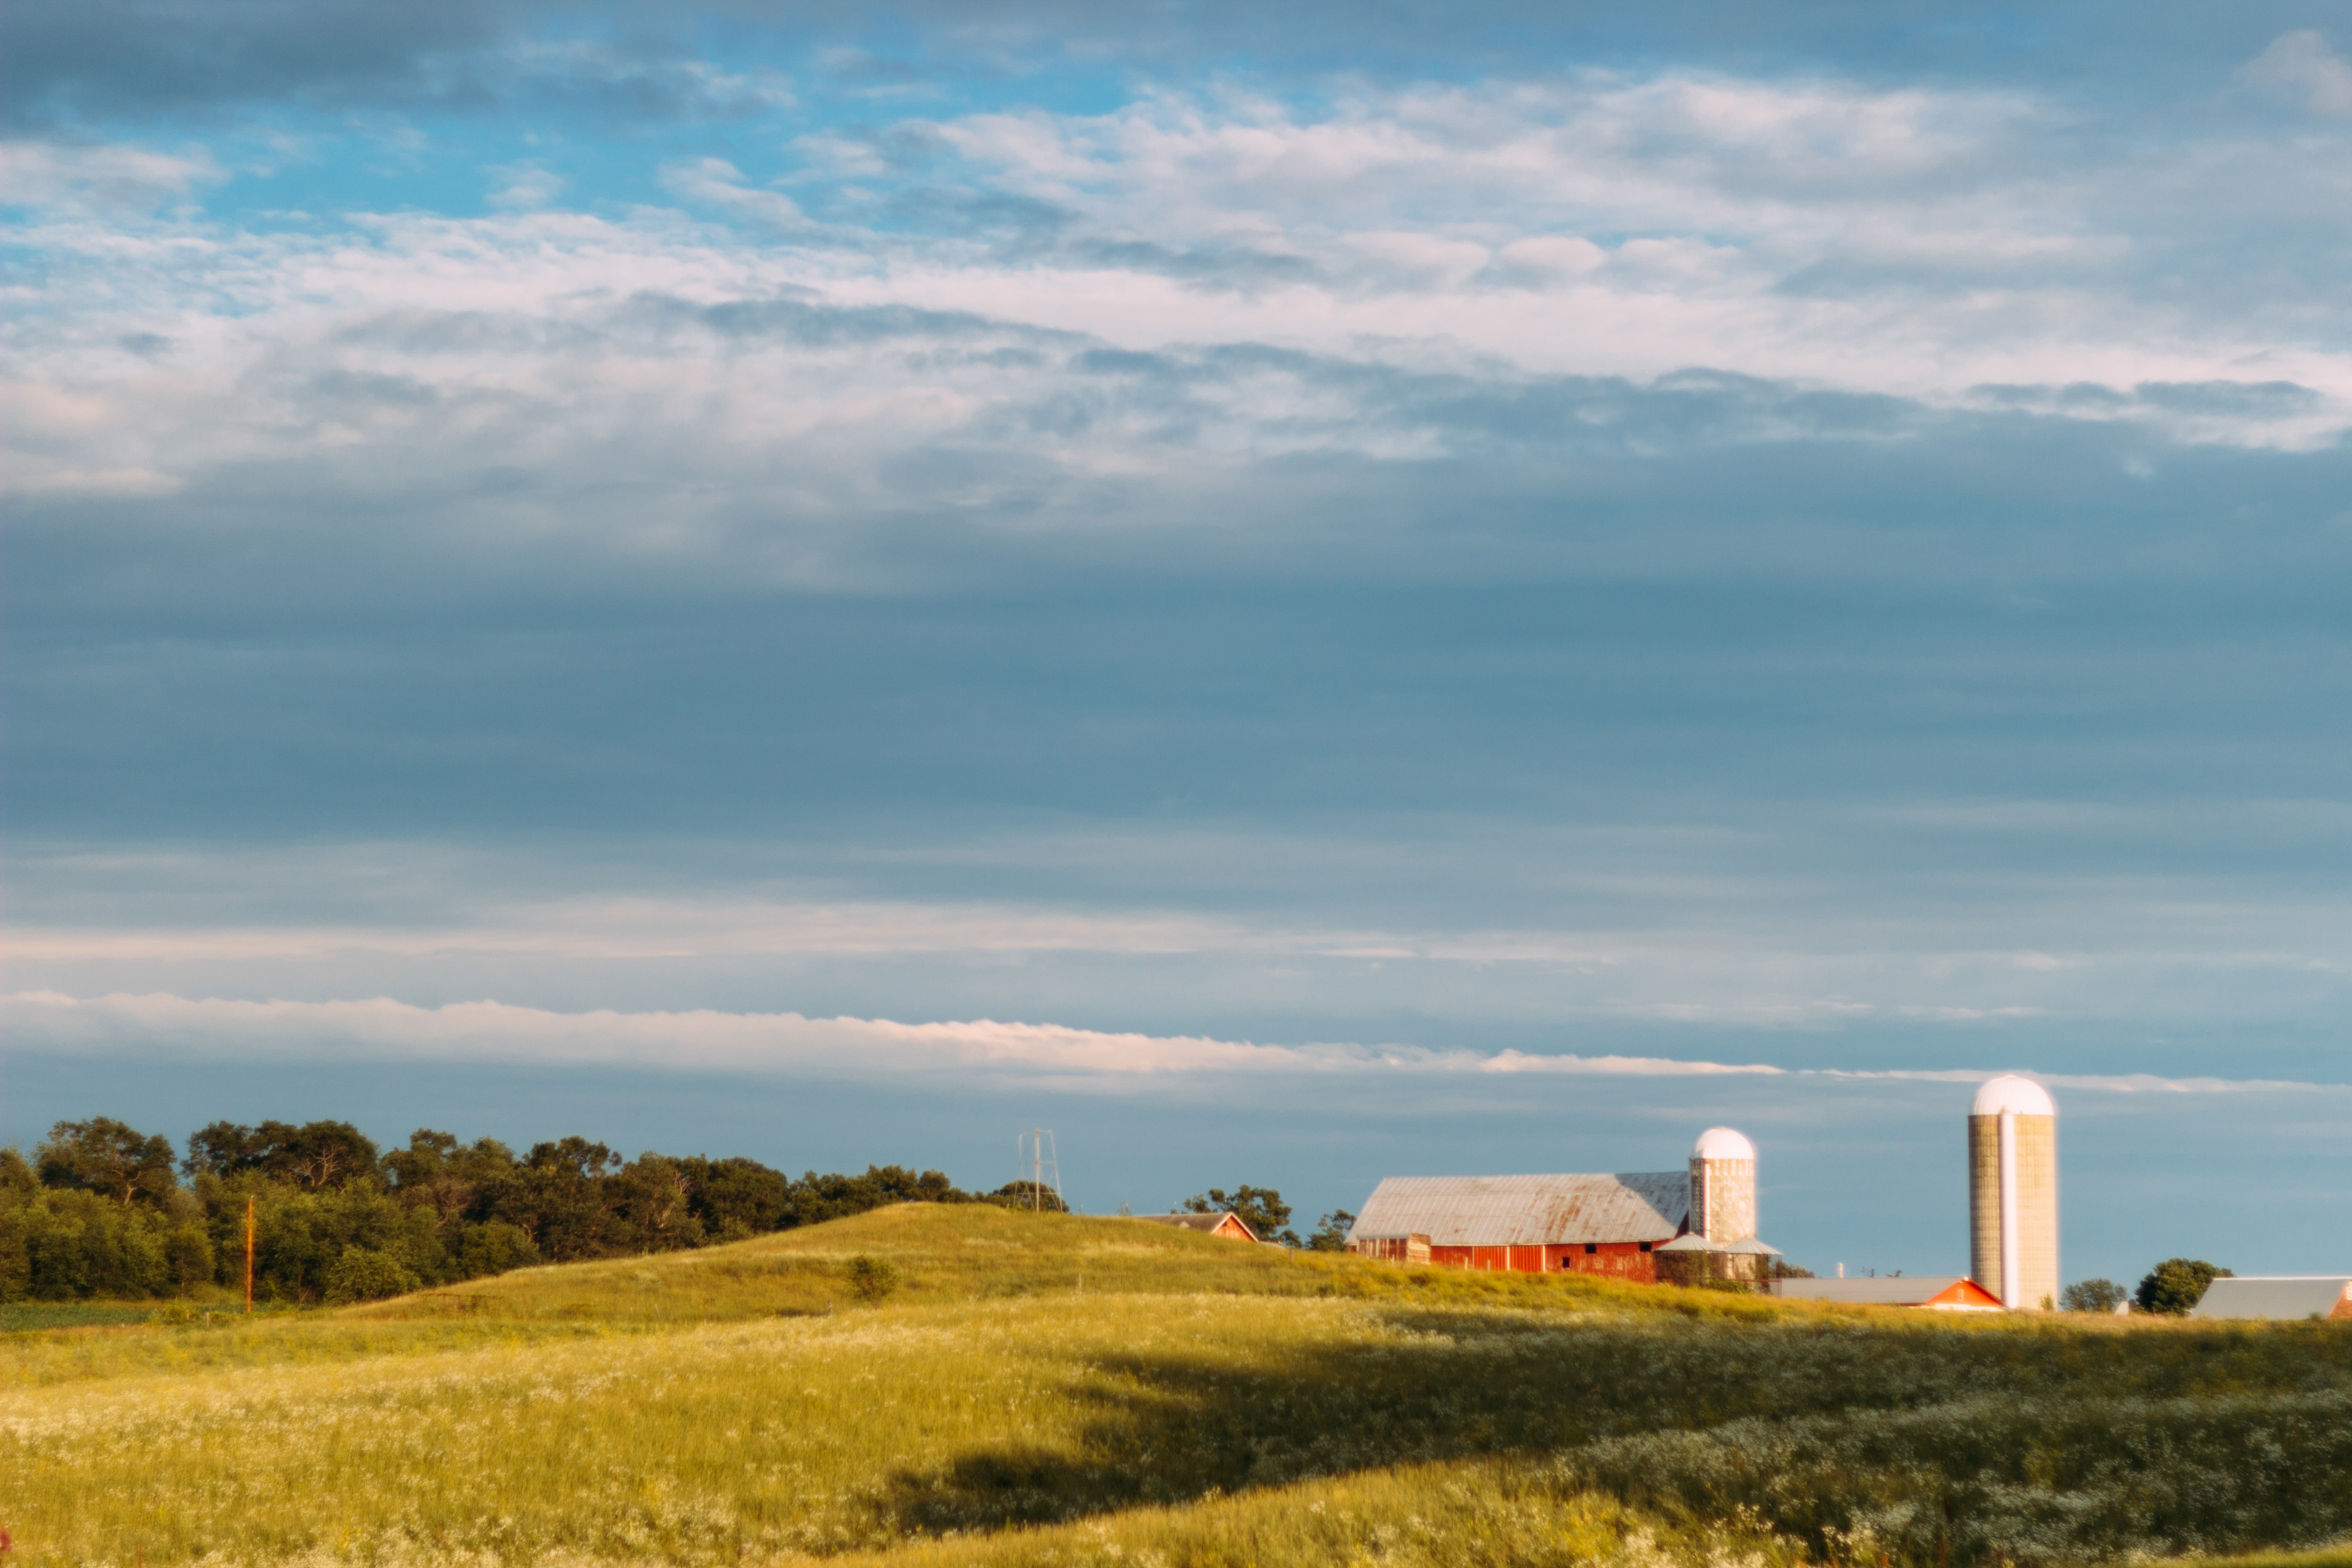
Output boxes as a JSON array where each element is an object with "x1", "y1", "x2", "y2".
[{"x1": 4, "y1": 1203, "x2": 2350, "y2": 1567}]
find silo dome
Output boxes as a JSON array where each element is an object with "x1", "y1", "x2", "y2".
[
  {"x1": 1971, "y1": 1075, "x2": 2056, "y2": 1117},
  {"x1": 1692, "y1": 1127, "x2": 1756, "y2": 1161}
]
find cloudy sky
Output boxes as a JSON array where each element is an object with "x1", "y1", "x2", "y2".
[{"x1": 6, "y1": 0, "x2": 2349, "y2": 1281}]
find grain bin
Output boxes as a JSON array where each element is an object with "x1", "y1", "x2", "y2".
[
  {"x1": 1968, "y1": 1075, "x2": 2058, "y2": 1310},
  {"x1": 1689, "y1": 1126, "x2": 1758, "y2": 1244}
]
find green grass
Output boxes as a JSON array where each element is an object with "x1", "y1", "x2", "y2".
[
  {"x1": 0, "y1": 1302, "x2": 167, "y2": 1332},
  {"x1": 3, "y1": 1205, "x2": 2348, "y2": 1568}
]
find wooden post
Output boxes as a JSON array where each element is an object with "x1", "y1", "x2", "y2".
[{"x1": 243, "y1": 1196, "x2": 256, "y2": 1314}]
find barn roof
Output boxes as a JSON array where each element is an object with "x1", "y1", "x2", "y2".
[
  {"x1": 1129, "y1": 1212, "x2": 1259, "y2": 1241},
  {"x1": 2191, "y1": 1276, "x2": 2352, "y2": 1320},
  {"x1": 1348, "y1": 1172, "x2": 1690, "y2": 1247},
  {"x1": 1772, "y1": 1276, "x2": 2001, "y2": 1309}
]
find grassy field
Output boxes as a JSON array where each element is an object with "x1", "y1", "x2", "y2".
[{"x1": 3, "y1": 1203, "x2": 2348, "y2": 1567}]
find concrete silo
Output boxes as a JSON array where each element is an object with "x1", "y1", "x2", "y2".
[
  {"x1": 1968, "y1": 1076, "x2": 2058, "y2": 1310},
  {"x1": 1689, "y1": 1127, "x2": 1758, "y2": 1244}
]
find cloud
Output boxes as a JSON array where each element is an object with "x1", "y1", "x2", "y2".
[
  {"x1": 10, "y1": 990, "x2": 2337, "y2": 1101},
  {"x1": 2239, "y1": 30, "x2": 2352, "y2": 118},
  {"x1": 0, "y1": 138, "x2": 222, "y2": 211},
  {"x1": 484, "y1": 160, "x2": 563, "y2": 210}
]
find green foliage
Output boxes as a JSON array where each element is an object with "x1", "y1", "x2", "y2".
[
  {"x1": 452, "y1": 1219, "x2": 540, "y2": 1279},
  {"x1": 37, "y1": 1118, "x2": 179, "y2": 1207},
  {"x1": 1186, "y1": 1184, "x2": 1299, "y2": 1244},
  {"x1": 984, "y1": 1180, "x2": 1068, "y2": 1212},
  {"x1": 2137, "y1": 1257, "x2": 2233, "y2": 1315},
  {"x1": 845, "y1": 1253, "x2": 901, "y2": 1303},
  {"x1": 1305, "y1": 1207, "x2": 1356, "y2": 1252},
  {"x1": 3, "y1": 1111, "x2": 1002, "y2": 1303},
  {"x1": 322, "y1": 1245, "x2": 422, "y2": 1304},
  {"x1": 2063, "y1": 1277, "x2": 2128, "y2": 1313}
]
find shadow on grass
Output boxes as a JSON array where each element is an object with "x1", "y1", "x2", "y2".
[{"x1": 871, "y1": 1306, "x2": 2352, "y2": 1566}]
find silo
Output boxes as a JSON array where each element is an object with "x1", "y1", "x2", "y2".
[
  {"x1": 1689, "y1": 1127, "x2": 1758, "y2": 1244},
  {"x1": 1968, "y1": 1076, "x2": 2058, "y2": 1310}
]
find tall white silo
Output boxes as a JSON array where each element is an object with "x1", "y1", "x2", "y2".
[
  {"x1": 1968, "y1": 1075, "x2": 2058, "y2": 1310},
  {"x1": 1690, "y1": 1127, "x2": 1758, "y2": 1244}
]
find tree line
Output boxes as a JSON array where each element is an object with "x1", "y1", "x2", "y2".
[{"x1": 0, "y1": 1116, "x2": 1054, "y2": 1305}]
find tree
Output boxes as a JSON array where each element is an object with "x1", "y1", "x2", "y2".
[
  {"x1": 323, "y1": 1245, "x2": 421, "y2": 1304},
  {"x1": 38, "y1": 1119, "x2": 179, "y2": 1207},
  {"x1": 2063, "y1": 1278, "x2": 2128, "y2": 1313},
  {"x1": 614, "y1": 1154, "x2": 704, "y2": 1250},
  {"x1": 1185, "y1": 1186, "x2": 1298, "y2": 1245},
  {"x1": 1304, "y1": 1209, "x2": 1356, "y2": 1252},
  {"x1": 678, "y1": 1156, "x2": 793, "y2": 1237},
  {"x1": 382, "y1": 1130, "x2": 516, "y2": 1222},
  {"x1": 497, "y1": 1138, "x2": 626, "y2": 1261},
  {"x1": 986, "y1": 1181, "x2": 1068, "y2": 1213},
  {"x1": 186, "y1": 1120, "x2": 381, "y2": 1188},
  {"x1": 2136, "y1": 1258, "x2": 2231, "y2": 1316}
]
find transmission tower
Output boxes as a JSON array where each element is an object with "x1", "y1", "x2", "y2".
[{"x1": 1015, "y1": 1129, "x2": 1063, "y2": 1212}]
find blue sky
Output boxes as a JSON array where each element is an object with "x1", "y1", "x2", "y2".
[{"x1": 5, "y1": 0, "x2": 2350, "y2": 1283}]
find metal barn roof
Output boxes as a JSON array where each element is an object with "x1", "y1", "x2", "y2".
[
  {"x1": 1348, "y1": 1172, "x2": 1690, "y2": 1247},
  {"x1": 2191, "y1": 1277, "x2": 2352, "y2": 1321},
  {"x1": 1772, "y1": 1276, "x2": 2001, "y2": 1309}
]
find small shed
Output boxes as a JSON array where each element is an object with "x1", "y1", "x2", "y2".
[
  {"x1": 2191, "y1": 1277, "x2": 2352, "y2": 1321},
  {"x1": 1130, "y1": 1211, "x2": 1259, "y2": 1242},
  {"x1": 1771, "y1": 1276, "x2": 2004, "y2": 1311}
]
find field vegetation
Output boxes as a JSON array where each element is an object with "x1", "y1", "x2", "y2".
[{"x1": 4, "y1": 1203, "x2": 2349, "y2": 1568}]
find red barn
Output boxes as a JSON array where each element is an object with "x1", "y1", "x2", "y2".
[{"x1": 1346, "y1": 1172, "x2": 1691, "y2": 1281}]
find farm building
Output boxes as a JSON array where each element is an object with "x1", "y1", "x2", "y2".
[
  {"x1": 1130, "y1": 1211, "x2": 1259, "y2": 1242},
  {"x1": 2191, "y1": 1277, "x2": 2352, "y2": 1321},
  {"x1": 1772, "y1": 1276, "x2": 2004, "y2": 1310},
  {"x1": 1344, "y1": 1129, "x2": 1776, "y2": 1283}
]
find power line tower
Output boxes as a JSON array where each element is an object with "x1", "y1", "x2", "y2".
[{"x1": 1015, "y1": 1129, "x2": 1063, "y2": 1213}]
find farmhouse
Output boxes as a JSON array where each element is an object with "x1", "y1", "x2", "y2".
[
  {"x1": 2191, "y1": 1277, "x2": 2352, "y2": 1321},
  {"x1": 1130, "y1": 1211, "x2": 1259, "y2": 1241},
  {"x1": 1772, "y1": 1276, "x2": 2004, "y2": 1311},
  {"x1": 1345, "y1": 1129, "x2": 1777, "y2": 1283}
]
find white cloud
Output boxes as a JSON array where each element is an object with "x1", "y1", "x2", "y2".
[
  {"x1": 0, "y1": 140, "x2": 224, "y2": 213},
  {"x1": 657, "y1": 158, "x2": 814, "y2": 229},
  {"x1": 6, "y1": 990, "x2": 2333, "y2": 1098},
  {"x1": 2240, "y1": 31, "x2": 2352, "y2": 118},
  {"x1": 485, "y1": 162, "x2": 566, "y2": 211}
]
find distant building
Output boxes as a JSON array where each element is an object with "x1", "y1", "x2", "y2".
[
  {"x1": 1345, "y1": 1129, "x2": 1777, "y2": 1283},
  {"x1": 2191, "y1": 1277, "x2": 2352, "y2": 1321},
  {"x1": 1773, "y1": 1276, "x2": 2004, "y2": 1311},
  {"x1": 1131, "y1": 1211, "x2": 1258, "y2": 1242}
]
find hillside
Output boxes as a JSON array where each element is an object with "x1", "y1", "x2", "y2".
[{"x1": 4, "y1": 1204, "x2": 2350, "y2": 1568}]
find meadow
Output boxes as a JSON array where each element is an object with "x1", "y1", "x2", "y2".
[{"x1": 3, "y1": 1204, "x2": 2348, "y2": 1568}]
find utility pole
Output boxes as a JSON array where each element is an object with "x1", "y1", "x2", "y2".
[{"x1": 244, "y1": 1196, "x2": 256, "y2": 1314}]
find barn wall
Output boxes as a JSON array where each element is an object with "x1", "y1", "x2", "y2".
[{"x1": 1426, "y1": 1242, "x2": 1659, "y2": 1282}]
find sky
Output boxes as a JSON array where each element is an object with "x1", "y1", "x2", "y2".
[{"x1": 5, "y1": 0, "x2": 2350, "y2": 1285}]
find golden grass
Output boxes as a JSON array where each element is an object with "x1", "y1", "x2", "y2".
[{"x1": 3, "y1": 1205, "x2": 2347, "y2": 1568}]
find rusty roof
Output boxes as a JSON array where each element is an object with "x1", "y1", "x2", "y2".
[{"x1": 1348, "y1": 1172, "x2": 1690, "y2": 1246}]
